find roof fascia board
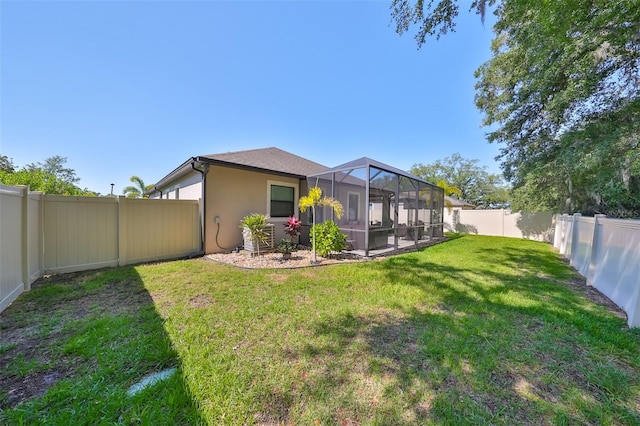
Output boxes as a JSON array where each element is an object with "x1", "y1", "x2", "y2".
[{"x1": 149, "y1": 157, "x2": 204, "y2": 191}]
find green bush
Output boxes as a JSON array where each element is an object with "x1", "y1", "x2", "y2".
[
  {"x1": 311, "y1": 220, "x2": 347, "y2": 258},
  {"x1": 276, "y1": 238, "x2": 297, "y2": 254}
]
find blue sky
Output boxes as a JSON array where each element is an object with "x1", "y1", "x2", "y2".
[{"x1": 1, "y1": 0, "x2": 500, "y2": 195}]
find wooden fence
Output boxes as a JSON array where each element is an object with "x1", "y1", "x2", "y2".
[{"x1": 1, "y1": 184, "x2": 201, "y2": 312}]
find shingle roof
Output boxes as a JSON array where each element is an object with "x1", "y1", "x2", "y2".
[
  {"x1": 147, "y1": 147, "x2": 330, "y2": 193},
  {"x1": 445, "y1": 195, "x2": 475, "y2": 208},
  {"x1": 201, "y1": 147, "x2": 327, "y2": 177}
]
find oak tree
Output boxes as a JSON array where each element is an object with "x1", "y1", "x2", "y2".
[{"x1": 392, "y1": 0, "x2": 640, "y2": 216}]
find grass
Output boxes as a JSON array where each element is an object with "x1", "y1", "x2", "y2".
[{"x1": 1, "y1": 234, "x2": 639, "y2": 425}]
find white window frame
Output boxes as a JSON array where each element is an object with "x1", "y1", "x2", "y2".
[{"x1": 267, "y1": 180, "x2": 298, "y2": 221}]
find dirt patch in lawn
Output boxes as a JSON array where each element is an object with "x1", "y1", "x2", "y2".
[
  {"x1": 0, "y1": 269, "x2": 152, "y2": 409},
  {"x1": 565, "y1": 271, "x2": 628, "y2": 321}
]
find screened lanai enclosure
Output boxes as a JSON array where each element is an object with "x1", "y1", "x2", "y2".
[{"x1": 307, "y1": 157, "x2": 444, "y2": 256}]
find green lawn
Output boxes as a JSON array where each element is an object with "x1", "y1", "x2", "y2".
[{"x1": 1, "y1": 235, "x2": 639, "y2": 425}]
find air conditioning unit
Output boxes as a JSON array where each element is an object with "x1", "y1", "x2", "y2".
[{"x1": 242, "y1": 223, "x2": 275, "y2": 253}]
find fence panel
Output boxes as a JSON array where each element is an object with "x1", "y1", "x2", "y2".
[
  {"x1": 510, "y1": 211, "x2": 555, "y2": 242},
  {"x1": 44, "y1": 196, "x2": 119, "y2": 274},
  {"x1": 501, "y1": 210, "x2": 522, "y2": 239},
  {"x1": 444, "y1": 209, "x2": 555, "y2": 242},
  {"x1": 119, "y1": 197, "x2": 201, "y2": 266},
  {"x1": 589, "y1": 218, "x2": 640, "y2": 327},
  {"x1": 0, "y1": 185, "x2": 25, "y2": 312},
  {"x1": 571, "y1": 216, "x2": 595, "y2": 277},
  {"x1": 553, "y1": 214, "x2": 566, "y2": 250},
  {"x1": 554, "y1": 214, "x2": 640, "y2": 328},
  {"x1": 465, "y1": 209, "x2": 505, "y2": 236},
  {"x1": 1, "y1": 187, "x2": 202, "y2": 314}
]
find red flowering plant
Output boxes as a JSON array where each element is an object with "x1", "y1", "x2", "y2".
[{"x1": 283, "y1": 216, "x2": 301, "y2": 239}]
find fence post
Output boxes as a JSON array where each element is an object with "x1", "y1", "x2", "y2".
[
  {"x1": 560, "y1": 214, "x2": 566, "y2": 252},
  {"x1": 38, "y1": 193, "x2": 45, "y2": 278},
  {"x1": 118, "y1": 196, "x2": 128, "y2": 266},
  {"x1": 19, "y1": 186, "x2": 30, "y2": 291}
]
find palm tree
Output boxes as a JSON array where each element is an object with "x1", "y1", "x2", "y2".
[
  {"x1": 122, "y1": 175, "x2": 150, "y2": 198},
  {"x1": 436, "y1": 179, "x2": 462, "y2": 213},
  {"x1": 299, "y1": 186, "x2": 343, "y2": 264}
]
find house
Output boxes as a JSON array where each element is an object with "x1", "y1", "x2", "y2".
[
  {"x1": 147, "y1": 147, "x2": 327, "y2": 253},
  {"x1": 148, "y1": 147, "x2": 444, "y2": 256},
  {"x1": 444, "y1": 195, "x2": 475, "y2": 211},
  {"x1": 442, "y1": 195, "x2": 478, "y2": 234}
]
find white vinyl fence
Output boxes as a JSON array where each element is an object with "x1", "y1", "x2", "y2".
[
  {"x1": 444, "y1": 208, "x2": 640, "y2": 328},
  {"x1": 1, "y1": 184, "x2": 201, "y2": 312},
  {"x1": 554, "y1": 214, "x2": 640, "y2": 328},
  {"x1": 444, "y1": 209, "x2": 555, "y2": 242},
  {"x1": 1, "y1": 185, "x2": 41, "y2": 312}
]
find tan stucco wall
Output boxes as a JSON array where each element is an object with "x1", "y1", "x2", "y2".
[{"x1": 204, "y1": 166, "x2": 302, "y2": 253}]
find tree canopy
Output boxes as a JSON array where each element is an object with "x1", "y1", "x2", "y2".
[
  {"x1": 392, "y1": 0, "x2": 640, "y2": 217},
  {"x1": 410, "y1": 153, "x2": 510, "y2": 208},
  {"x1": 391, "y1": 0, "x2": 493, "y2": 46},
  {"x1": 0, "y1": 155, "x2": 98, "y2": 196},
  {"x1": 0, "y1": 155, "x2": 15, "y2": 173}
]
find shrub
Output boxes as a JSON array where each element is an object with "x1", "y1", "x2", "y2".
[
  {"x1": 311, "y1": 220, "x2": 347, "y2": 258},
  {"x1": 283, "y1": 216, "x2": 301, "y2": 239},
  {"x1": 276, "y1": 238, "x2": 297, "y2": 254}
]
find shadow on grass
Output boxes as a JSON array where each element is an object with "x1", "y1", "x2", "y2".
[
  {"x1": 0, "y1": 266, "x2": 205, "y2": 425},
  {"x1": 377, "y1": 244, "x2": 624, "y2": 331},
  {"x1": 303, "y1": 308, "x2": 640, "y2": 424},
  {"x1": 294, "y1": 243, "x2": 640, "y2": 424}
]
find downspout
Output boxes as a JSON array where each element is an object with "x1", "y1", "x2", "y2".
[
  {"x1": 152, "y1": 186, "x2": 163, "y2": 198},
  {"x1": 191, "y1": 159, "x2": 209, "y2": 254}
]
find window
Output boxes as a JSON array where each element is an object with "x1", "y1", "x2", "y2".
[{"x1": 270, "y1": 184, "x2": 295, "y2": 218}]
